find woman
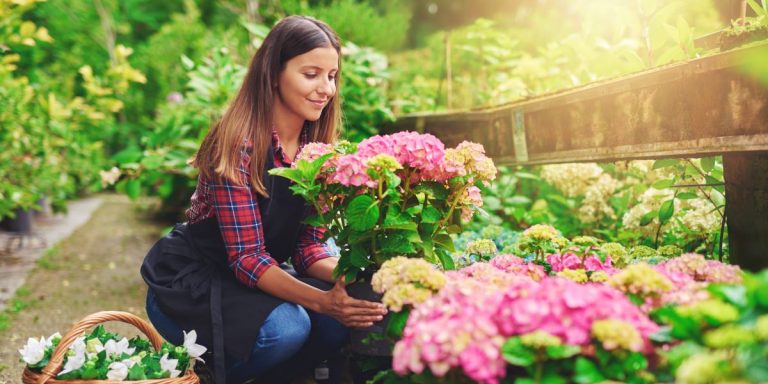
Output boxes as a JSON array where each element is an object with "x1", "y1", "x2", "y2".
[{"x1": 140, "y1": 16, "x2": 387, "y2": 384}]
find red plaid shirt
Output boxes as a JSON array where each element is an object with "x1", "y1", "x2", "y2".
[{"x1": 186, "y1": 128, "x2": 334, "y2": 288}]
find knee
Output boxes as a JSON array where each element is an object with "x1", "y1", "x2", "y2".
[
  {"x1": 257, "y1": 303, "x2": 311, "y2": 354},
  {"x1": 314, "y1": 314, "x2": 350, "y2": 350}
]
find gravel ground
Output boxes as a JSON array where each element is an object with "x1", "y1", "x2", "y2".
[{"x1": 0, "y1": 193, "x2": 167, "y2": 383}]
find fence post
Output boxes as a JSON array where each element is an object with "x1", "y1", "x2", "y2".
[{"x1": 723, "y1": 153, "x2": 768, "y2": 271}]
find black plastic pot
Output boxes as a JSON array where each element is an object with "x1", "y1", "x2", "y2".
[
  {"x1": 345, "y1": 280, "x2": 394, "y2": 357},
  {"x1": 1, "y1": 207, "x2": 33, "y2": 233}
]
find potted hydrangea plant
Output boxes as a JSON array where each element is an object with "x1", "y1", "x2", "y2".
[
  {"x1": 270, "y1": 131, "x2": 497, "y2": 282},
  {"x1": 270, "y1": 131, "x2": 496, "y2": 356}
]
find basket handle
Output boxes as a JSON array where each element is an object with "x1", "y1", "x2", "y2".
[{"x1": 36, "y1": 311, "x2": 165, "y2": 384}]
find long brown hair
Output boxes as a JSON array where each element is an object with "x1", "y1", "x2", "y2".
[{"x1": 192, "y1": 16, "x2": 341, "y2": 197}]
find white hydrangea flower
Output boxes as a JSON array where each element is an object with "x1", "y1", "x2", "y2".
[
  {"x1": 578, "y1": 173, "x2": 621, "y2": 223},
  {"x1": 107, "y1": 361, "x2": 129, "y2": 381},
  {"x1": 104, "y1": 338, "x2": 135, "y2": 359},
  {"x1": 183, "y1": 330, "x2": 207, "y2": 362},
  {"x1": 58, "y1": 337, "x2": 87, "y2": 376},
  {"x1": 160, "y1": 353, "x2": 181, "y2": 378},
  {"x1": 540, "y1": 163, "x2": 603, "y2": 197},
  {"x1": 19, "y1": 337, "x2": 46, "y2": 365}
]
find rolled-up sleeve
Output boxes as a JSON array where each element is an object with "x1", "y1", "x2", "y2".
[{"x1": 292, "y1": 223, "x2": 336, "y2": 276}]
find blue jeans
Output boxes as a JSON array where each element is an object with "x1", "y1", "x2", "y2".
[{"x1": 146, "y1": 289, "x2": 348, "y2": 383}]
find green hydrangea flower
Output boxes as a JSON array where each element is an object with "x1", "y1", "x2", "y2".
[
  {"x1": 465, "y1": 239, "x2": 498, "y2": 260},
  {"x1": 703, "y1": 324, "x2": 756, "y2": 348},
  {"x1": 601, "y1": 242, "x2": 628, "y2": 266},
  {"x1": 677, "y1": 299, "x2": 740, "y2": 325},
  {"x1": 592, "y1": 319, "x2": 643, "y2": 352},
  {"x1": 520, "y1": 331, "x2": 562, "y2": 348},
  {"x1": 629, "y1": 245, "x2": 657, "y2": 258},
  {"x1": 557, "y1": 269, "x2": 588, "y2": 283},
  {"x1": 657, "y1": 245, "x2": 683, "y2": 257}
]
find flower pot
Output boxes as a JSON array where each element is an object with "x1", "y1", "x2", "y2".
[
  {"x1": 345, "y1": 281, "x2": 393, "y2": 357},
  {"x1": 33, "y1": 197, "x2": 51, "y2": 217},
  {"x1": 1, "y1": 207, "x2": 33, "y2": 234}
]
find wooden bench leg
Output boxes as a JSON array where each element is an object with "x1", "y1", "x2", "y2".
[{"x1": 724, "y1": 152, "x2": 768, "y2": 272}]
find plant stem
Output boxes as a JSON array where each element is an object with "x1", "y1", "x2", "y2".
[
  {"x1": 684, "y1": 159, "x2": 724, "y2": 217},
  {"x1": 534, "y1": 355, "x2": 543, "y2": 384},
  {"x1": 436, "y1": 182, "x2": 469, "y2": 234},
  {"x1": 400, "y1": 169, "x2": 412, "y2": 211}
]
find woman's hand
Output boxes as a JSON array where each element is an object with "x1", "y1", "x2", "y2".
[{"x1": 321, "y1": 278, "x2": 388, "y2": 328}]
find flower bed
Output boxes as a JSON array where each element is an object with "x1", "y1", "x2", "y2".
[{"x1": 371, "y1": 227, "x2": 767, "y2": 383}]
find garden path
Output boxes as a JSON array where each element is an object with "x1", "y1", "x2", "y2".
[{"x1": 0, "y1": 194, "x2": 164, "y2": 383}]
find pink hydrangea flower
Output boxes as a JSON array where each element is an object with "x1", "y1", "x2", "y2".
[
  {"x1": 329, "y1": 154, "x2": 375, "y2": 188},
  {"x1": 394, "y1": 273, "x2": 660, "y2": 383},
  {"x1": 492, "y1": 277, "x2": 659, "y2": 351},
  {"x1": 490, "y1": 254, "x2": 546, "y2": 281},
  {"x1": 295, "y1": 142, "x2": 334, "y2": 163},
  {"x1": 389, "y1": 131, "x2": 445, "y2": 173},
  {"x1": 356, "y1": 135, "x2": 395, "y2": 159},
  {"x1": 657, "y1": 253, "x2": 742, "y2": 284}
]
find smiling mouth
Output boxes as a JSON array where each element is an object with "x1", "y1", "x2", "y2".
[{"x1": 308, "y1": 99, "x2": 327, "y2": 107}]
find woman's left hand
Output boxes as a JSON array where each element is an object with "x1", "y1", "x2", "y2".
[{"x1": 320, "y1": 278, "x2": 387, "y2": 328}]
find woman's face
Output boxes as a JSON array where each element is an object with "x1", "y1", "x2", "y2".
[{"x1": 276, "y1": 46, "x2": 339, "y2": 122}]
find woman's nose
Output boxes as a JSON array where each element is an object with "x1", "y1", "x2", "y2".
[{"x1": 318, "y1": 78, "x2": 334, "y2": 96}]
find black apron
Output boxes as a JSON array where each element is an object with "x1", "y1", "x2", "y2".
[{"x1": 140, "y1": 146, "x2": 331, "y2": 384}]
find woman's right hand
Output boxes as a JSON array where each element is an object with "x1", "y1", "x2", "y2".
[{"x1": 321, "y1": 278, "x2": 388, "y2": 328}]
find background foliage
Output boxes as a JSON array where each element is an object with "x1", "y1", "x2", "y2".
[{"x1": 3, "y1": 0, "x2": 764, "y2": 256}]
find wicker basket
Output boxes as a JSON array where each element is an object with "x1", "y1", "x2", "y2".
[{"x1": 22, "y1": 311, "x2": 200, "y2": 384}]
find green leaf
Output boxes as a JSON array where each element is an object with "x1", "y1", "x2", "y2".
[
  {"x1": 515, "y1": 171, "x2": 539, "y2": 180},
  {"x1": 446, "y1": 224, "x2": 462, "y2": 234},
  {"x1": 412, "y1": 182, "x2": 449, "y2": 200},
  {"x1": 180, "y1": 54, "x2": 195, "y2": 70},
  {"x1": 676, "y1": 192, "x2": 698, "y2": 200},
  {"x1": 658, "y1": 199, "x2": 674, "y2": 223},
  {"x1": 385, "y1": 308, "x2": 410, "y2": 339},
  {"x1": 748, "y1": 0, "x2": 768, "y2": 16},
  {"x1": 545, "y1": 344, "x2": 581, "y2": 359},
  {"x1": 652, "y1": 305, "x2": 702, "y2": 339},
  {"x1": 125, "y1": 179, "x2": 141, "y2": 199},
  {"x1": 421, "y1": 205, "x2": 441, "y2": 224},
  {"x1": 433, "y1": 233, "x2": 455, "y2": 253},
  {"x1": 540, "y1": 372, "x2": 567, "y2": 384},
  {"x1": 268, "y1": 167, "x2": 305, "y2": 185},
  {"x1": 141, "y1": 154, "x2": 164, "y2": 170},
  {"x1": 299, "y1": 153, "x2": 334, "y2": 181},
  {"x1": 379, "y1": 233, "x2": 417, "y2": 255},
  {"x1": 436, "y1": 249, "x2": 455, "y2": 270},
  {"x1": 623, "y1": 352, "x2": 648, "y2": 372},
  {"x1": 507, "y1": 196, "x2": 532, "y2": 206},
  {"x1": 711, "y1": 189, "x2": 725, "y2": 208},
  {"x1": 653, "y1": 159, "x2": 678, "y2": 169},
  {"x1": 111, "y1": 146, "x2": 142, "y2": 164},
  {"x1": 350, "y1": 244, "x2": 371, "y2": 268},
  {"x1": 347, "y1": 195, "x2": 380, "y2": 231},
  {"x1": 573, "y1": 357, "x2": 605, "y2": 384},
  {"x1": 708, "y1": 284, "x2": 747, "y2": 308},
  {"x1": 501, "y1": 337, "x2": 535, "y2": 366},
  {"x1": 700, "y1": 157, "x2": 716, "y2": 172},
  {"x1": 639, "y1": 210, "x2": 657, "y2": 226},
  {"x1": 128, "y1": 363, "x2": 148, "y2": 380},
  {"x1": 303, "y1": 214, "x2": 325, "y2": 228},
  {"x1": 652, "y1": 178, "x2": 675, "y2": 189}
]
